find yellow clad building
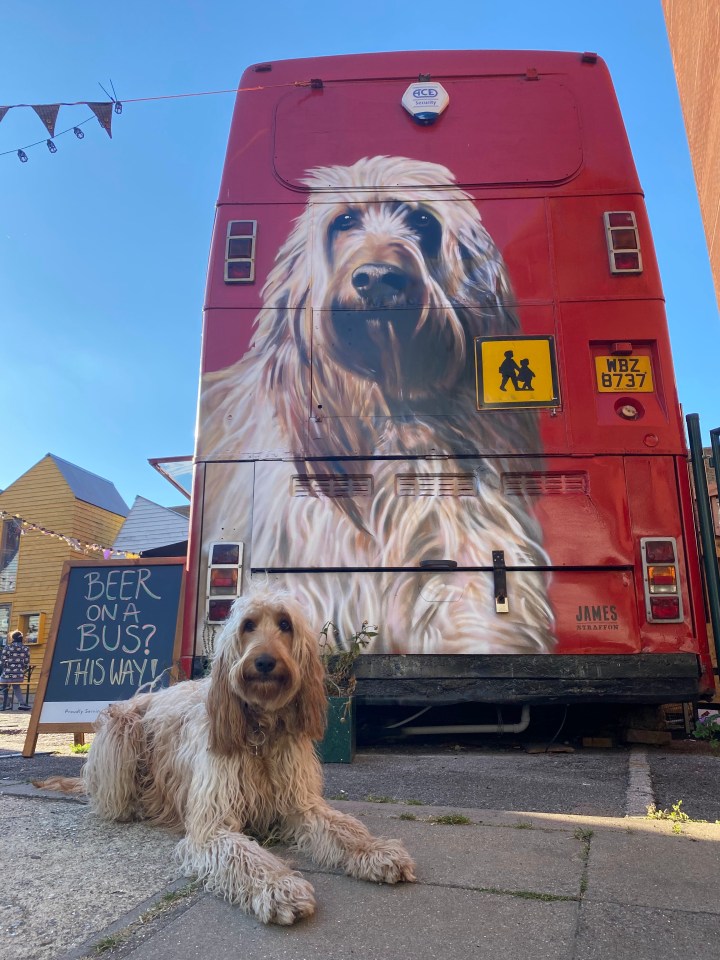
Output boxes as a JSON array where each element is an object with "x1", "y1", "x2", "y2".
[{"x1": 0, "y1": 454, "x2": 128, "y2": 693}]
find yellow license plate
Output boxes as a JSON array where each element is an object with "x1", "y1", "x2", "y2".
[{"x1": 594, "y1": 355, "x2": 654, "y2": 393}]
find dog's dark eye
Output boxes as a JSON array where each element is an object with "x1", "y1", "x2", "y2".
[
  {"x1": 407, "y1": 208, "x2": 442, "y2": 257},
  {"x1": 331, "y1": 212, "x2": 359, "y2": 232},
  {"x1": 278, "y1": 618, "x2": 292, "y2": 633},
  {"x1": 243, "y1": 619, "x2": 256, "y2": 633},
  {"x1": 407, "y1": 209, "x2": 437, "y2": 231}
]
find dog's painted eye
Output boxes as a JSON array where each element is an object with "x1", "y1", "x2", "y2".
[
  {"x1": 331, "y1": 212, "x2": 358, "y2": 232},
  {"x1": 407, "y1": 208, "x2": 442, "y2": 257},
  {"x1": 243, "y1": 619, "x2": 256, "y2": 633},
  {"x1": 278, "y1": 617, "x2": 292, "y2": 633},
  {"x1": 407, "y1": 209, "x2": 437, "y2": 230}
]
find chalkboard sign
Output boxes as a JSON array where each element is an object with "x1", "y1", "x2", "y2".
[{"x1": 23, "y1": 558, "x2": 184, "y2": 757}]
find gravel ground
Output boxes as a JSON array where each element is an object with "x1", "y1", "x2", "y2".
[
  {"x1": 0, "y1": 792, "x2": 180, "y2": 960},
  {"x1": 1, "y1": 711, "x2": 181, "y2": 960}
]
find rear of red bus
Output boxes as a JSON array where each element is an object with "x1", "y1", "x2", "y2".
[{"x1": 185, "y1": 50, "x2": 715, "y2": 704}]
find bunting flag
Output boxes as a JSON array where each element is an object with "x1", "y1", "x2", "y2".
[
  {"x1": 87, "y1": 101, "x2": 113, "y2": 138},
  {"x1": 32, "y1": 103, "x2": 60, "y2": 137},
  {"x1": 0, "y1": 98, "x2": 118, "y2": 160},
  {"x1": 0, "y1": 509, "x2": 139, "y2": 559}
]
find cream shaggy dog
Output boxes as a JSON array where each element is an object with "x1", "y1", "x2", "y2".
[
  {"x1": 198, "y1": 155, "x2": 555, "y2": 654},
  {"x1": 39, "y1": 590, "x2": 415, "y2": 925}
]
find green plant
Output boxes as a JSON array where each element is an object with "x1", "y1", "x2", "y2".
[
  {"x1": 646, "y1": 800, "x2": 690, "y2": 824},
  {"x1": 319, "y1": 620, "x2": 376, "y2": 696},
  {"x1": 429, "y1": 814, "x2": 472, "y2": 825},
  {"x1": 365, "y1": 794, "x2": 396, "y2": 803},
  {"x1": 693, "y1": 714, "x2": 720, "y2": 744},
  {"x1": 398, "y1": 813, "x2": 418, "y2": 821},
  {"x1": 70, "y1": 742, "x2": 90, "y2": 754}
]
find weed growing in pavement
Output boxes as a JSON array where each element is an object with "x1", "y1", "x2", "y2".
[
  {"x1": 364, "y1": 794, "x2": 396, "y2": 803},
  {"x1": 405, "y1": 798, "x2": 422, "y2": 805},
  {"x1": 482, "y1": 887, "x2": 576, "y2": 903},
  {"x1": 428, "y1": 814, "x2": 472, "y2": 825},
  {"x1": 70, "y1": 743, "x2": 91, "y2": 754},
  {"x1": 646, "y1": 800, "x2": 690, "y2": 833},
  {"x1": 574, "y1": 828, "x2": 594, "y2": 897},
  {"x1": 513, "y1": 821, "x2": 534, "y2": 830},
  {"x1": 399, "y1": 813, "x2": 418, "y2": 821}
]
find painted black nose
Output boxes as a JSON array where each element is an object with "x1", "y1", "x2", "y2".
[
  {"x1": 254, "y1": 653, "x2": 277, "y2": 675},
  {"x1": 351, "y1": 263, "x2": 407, "y2": 300}
]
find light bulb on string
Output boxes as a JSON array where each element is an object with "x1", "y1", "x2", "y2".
[
  {"x1": 17, "y1": 149, "x2": 28, "y2": 162},
  {"x1": 46, "y1": 139, "x2": 57, "y2": 154},
  {"x1": 73, "y1": 127, "x2": 84, "y2": 139}
]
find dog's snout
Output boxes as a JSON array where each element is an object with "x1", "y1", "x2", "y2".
[
  {"x1": 254, "y1": 653, "x2": 277, "y2": 675},
  {"x1": 352, "y1": 263, "x2": 407, "y2": 300}
]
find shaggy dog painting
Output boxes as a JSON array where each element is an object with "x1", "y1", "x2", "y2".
[
  {"x1": 199, "y1": 155, "x2": 555, "y2": 654},
  {"x1": 38, "y1": 590, "x2": 415, "y2": 925}
]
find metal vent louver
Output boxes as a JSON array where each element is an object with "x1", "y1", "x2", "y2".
[
  {"x1": 503, "y1": 472, "x2": 589, "y2": 496},
  {"x1": 396, "y1": 474, "x2": 476, "y2": 497},
  {"x1": 292, "y1": 475, "x2": 372, "y2": 498}
]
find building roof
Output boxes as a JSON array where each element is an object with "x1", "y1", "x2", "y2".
[
  {"x1": 48, "y1": 454, "x2": 129, "y2": 517},
  {"x1": 112, "y1": 496, "x2": 189, "y2": 553}
]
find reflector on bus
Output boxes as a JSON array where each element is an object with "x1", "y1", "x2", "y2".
[
  {"x1": 224, "y1": 221, "x2": 257, "y2": 283},
  {"x1": 604, "y1": 211, "x2": 642, "y2": 274},
  {"x1": 640, "y1": 537, "x2": 683, "y2": 623},
  {"x1": 206, "y1": 542, "x2": 244, "y2": 623}
]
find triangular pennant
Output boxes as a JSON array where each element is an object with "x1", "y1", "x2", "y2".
[
  {"x1": 32, "y1": 103, "x2": 60, "y2": 137},
  {"x1": 0, "y1": 106, "x2": 10, "y2": 124},
  {"x1": 87, "y1": 101, "x2": 113, "y2": 138}
]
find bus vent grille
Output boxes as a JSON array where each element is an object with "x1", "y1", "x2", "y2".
[
  {"x1": 396, "y1": 474, "x2": 476, "y2": 497},
  {"x1": 503, "y1": 472, "x2": 589, "y2": 496},
  {"x1": 292, "y1": 475, "x2": 372, "y2": 498}
]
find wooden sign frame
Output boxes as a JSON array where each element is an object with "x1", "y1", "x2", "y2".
[{"x1": 23, "y1": 557, "x2": 185, "y2": 757}]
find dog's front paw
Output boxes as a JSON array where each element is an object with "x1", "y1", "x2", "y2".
[
  {"x1": 253, "y1": 871, "x2": 316, "y2": 925},
  {"x1": 348, "y1": 838, "x2": 416, "y2": 885}
]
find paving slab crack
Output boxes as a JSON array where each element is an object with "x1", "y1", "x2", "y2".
[{"x1": 625, "y1": 748, "x2": 655, "y2": 817}]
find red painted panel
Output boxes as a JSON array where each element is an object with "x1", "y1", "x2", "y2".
[{"x1": 274, "y1": 77, "x2": 582, "y2": 189}]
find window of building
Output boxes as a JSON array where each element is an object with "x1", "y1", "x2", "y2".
[
  {"x1": 19, "y1": 612, "x2": 45, "y2": 644},
  {"x1": 0, "y1": 519, "x2": 20, "y2": 592},
  {"x1": 0, "y1": 603, "x2": 10, "y2": 644}
]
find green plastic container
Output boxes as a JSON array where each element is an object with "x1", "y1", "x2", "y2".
[{"x1": 318, "y1": 696, "x2": 356, "y2": 763}]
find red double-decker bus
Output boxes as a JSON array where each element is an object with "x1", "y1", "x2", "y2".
[{"x1": 184, "y1": 50, "x2": 715, "y2": 707}]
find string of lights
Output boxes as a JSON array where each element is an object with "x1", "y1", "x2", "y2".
[
  {"x1": 0, "y1": 79, "x2": 313, "y2": 161},
  {"x1": 0, "y1": 509, "x2": 140, "y2": 560}
]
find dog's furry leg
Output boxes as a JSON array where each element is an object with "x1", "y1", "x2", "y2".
[
  {"x1": 175, "y1": 831, "x2": 316, "y2": 925},
  {"x1": 83, "y1": 701, "x2": 148, "y2": 821},
  {"x1": 288, "y1": 804, "x2": 416, "y2": 884}
]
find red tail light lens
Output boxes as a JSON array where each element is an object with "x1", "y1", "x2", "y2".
[
  {"x1": 645, "y1": 540, "x2": 675, "y2": 563},
  {"x1": 208, "y1": 598, "x2": 233, "y2": 622},
  {"x1": 650, "y1": 596, "x2": 681, "y2": 620}
]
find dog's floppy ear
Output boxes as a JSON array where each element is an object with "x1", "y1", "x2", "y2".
[
  {"x1": 206, "y1": 649, "x2": 247, "y2": 756},
  {"x1": 291, "y1": 618, "x2": 328, "y2": 741}
]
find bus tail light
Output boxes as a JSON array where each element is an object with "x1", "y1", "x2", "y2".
[
  {"x1": 603, "y1": 211, "x2": 642, "y2": 274},
  {"x1": 207, "y1": 542, "x2": 244, "y2": 623},
  {"x1": 640, "y1": 537, "x2": 683, "y2": 623},
  {"x1": 649, "y1": 596, "x2": 681, "y2": 620}
]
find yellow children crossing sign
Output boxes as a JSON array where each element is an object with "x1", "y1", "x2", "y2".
[{"x1": 475, "y1": 336, "x2": 560, "y2": 409}]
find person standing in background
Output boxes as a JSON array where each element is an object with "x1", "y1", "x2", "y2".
[{"x1": 1, "y1": 630, "x2": 30, "y2": 710}]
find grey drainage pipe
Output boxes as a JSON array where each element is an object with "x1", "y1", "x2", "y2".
[{"x1": 400, "y1": 704, "x2": 531, "y2": 736}]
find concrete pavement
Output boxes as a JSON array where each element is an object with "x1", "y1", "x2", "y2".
[
  {"x1": 2, "y1": 710, "x2": 720, "y2": 960},
  {"x1": 2, "y1": 775, "x2": 720, "y2": 960}
]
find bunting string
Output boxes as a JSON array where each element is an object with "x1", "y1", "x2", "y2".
[
  {"x1": 0, "y1": 509, "x2": 139, "y2": 560},
  {"x1": 0, "y1": 79, "x2": 318, "y2": 161}
]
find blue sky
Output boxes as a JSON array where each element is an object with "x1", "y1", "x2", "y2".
[{"x1": 1, "y1": 0, "x2": 717, "y2": 509}]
